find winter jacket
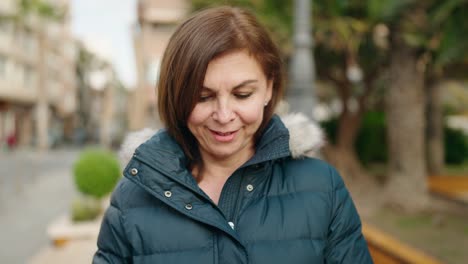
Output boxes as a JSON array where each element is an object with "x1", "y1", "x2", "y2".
[{"x1": 93, "y1": 114, "x2": 373, "y2": 264}]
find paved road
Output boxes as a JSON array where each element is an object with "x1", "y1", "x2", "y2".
[{"x1": 0, "y1": 148, "x2": 80, "y2": 264}]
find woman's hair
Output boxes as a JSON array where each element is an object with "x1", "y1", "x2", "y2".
[{"x1": 157, "y1": 6, "x2": 284, "y2": 163}]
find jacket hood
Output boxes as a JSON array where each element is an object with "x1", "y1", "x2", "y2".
[{"x1": 119, "y1": 112, "x2": 325, "y2": 166}]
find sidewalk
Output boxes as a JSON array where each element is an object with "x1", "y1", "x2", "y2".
[
  {"x1": 28, "y1": 239, "x2": 97, "y2": 264},
  {"x1": 28, "y1": 212, "x2": 100, "y2": 263},
  {"x1": 28, "y1": 203, "x2": 106, "y2": 263},
  {"x1": 0, "y1": 148, "x2": 79, "y2": 263}
]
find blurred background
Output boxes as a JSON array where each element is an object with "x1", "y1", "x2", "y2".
[{"x1": 0, "y1": 0, "x2": 467, "y2": 263}]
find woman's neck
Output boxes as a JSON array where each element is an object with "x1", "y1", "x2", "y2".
[{"x1": 192, "y1": 147, "x2": 254, "y2": 204}]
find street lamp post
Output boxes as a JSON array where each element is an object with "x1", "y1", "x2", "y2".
[{"x1": 288, "y1": 0, "x2": 316, "y2": 119}]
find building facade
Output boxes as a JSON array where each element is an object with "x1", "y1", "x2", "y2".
[
  {"x1": 130, "y1": 0, "x2": 189, "y2": 131},
  {"x1": 75, "y1": 40, "x2": 128, "y2": 149},
  {"x1": 0, "y1": 0, "x2": 77, "y2": 150}
]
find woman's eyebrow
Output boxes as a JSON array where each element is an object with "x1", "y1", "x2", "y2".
[
  {"x1": 233, "y1": 79, "x2": 258, "y2": 89},
  {"x1": 203, "y1": 79, "x2": 258, "y2": 91}
]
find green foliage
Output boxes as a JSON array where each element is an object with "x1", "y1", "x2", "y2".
[
  {"x1": 18, "y1": 0, "x2": 65, "y2": 21},
  {"x1": 396, "y1": 213, "x2": 432, "y2": 229},
  {"x1": 430, "y1": 0, "x2": 464, "y2": 25},
  {"x1": 366, "y1": 0, "x2": 415, "y2": 22},
  {"x1": 322, "y1": 112, "x2": 468, "y2": 165},
  {"x1": 356, "y1": 111, "x2": 387, "y2": 164},
  {"x1": 0, "y1": 0, "x2": 64, "y2": 24},
  {"x1": 320, "y1": 117, "x2": 338, "y2": 145},
  {"x1": 444, "y1": 161, "x2": 468, "y2": 176},
  {"x1": 444, "y1": 127, "x2": 468, "y2": 164},
  {"x1": 73, "y1": 149, "x2": 121, "y2": 198},
  {"x1": 321, "y1": 111, "x2": 387, "y2": 164},
  {"x1": 432, "y1": 2, "x2": 468, "y2": 67},
  {"x1": 71, "y1": 196, "x2": 102, "y2": 222}
]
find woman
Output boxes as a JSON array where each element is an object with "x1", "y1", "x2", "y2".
[{"x1": 93, "y1": 6, "x2": 373, "y2": 264}]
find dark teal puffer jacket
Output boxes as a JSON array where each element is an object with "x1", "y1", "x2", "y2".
[{"x1": 93, "y1": 115, "x2": 373, "y2": 263}]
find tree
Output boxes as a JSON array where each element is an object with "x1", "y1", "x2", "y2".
[
  {"x1": 364, "y1": 0, "x2": 468, "y2": 210},
  {"x1": 312, "y1": 0, "x2": 468, "y2": 211},
  {"x1": 312, "y1": 1, "x2": 386, "y2": 193},
  {"x1": 425, "y1": 1, "x2": 468, "y2": 175}
]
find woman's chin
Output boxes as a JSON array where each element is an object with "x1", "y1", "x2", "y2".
[{"x1": 202, "y1": 143, "x2": 253, "y2": 162}]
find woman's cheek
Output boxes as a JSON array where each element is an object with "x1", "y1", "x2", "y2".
[
  {"x1": 238, "y1": 102, "x2": 265, "y2": 124},
  {"x1": 188, "y1": 104, "x2": 211, "y2": 125}
]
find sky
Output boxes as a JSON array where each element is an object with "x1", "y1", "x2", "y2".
[{"x1": 70, "y1": 0, "x2": 137, "y2": 88}]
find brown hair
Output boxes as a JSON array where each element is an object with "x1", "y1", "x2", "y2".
[{"x1": 157, "y1": 6, "x2": 284, "y2": 163}]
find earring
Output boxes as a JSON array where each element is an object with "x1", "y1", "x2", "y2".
[{"x1": 264, "y1": 101, "x2": 268, "y2": 106}]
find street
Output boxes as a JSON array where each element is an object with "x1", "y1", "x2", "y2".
[{"x1": 0, "y1": 148, "x2": 79, "y2": 264}]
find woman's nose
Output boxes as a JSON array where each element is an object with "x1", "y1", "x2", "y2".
[{"x1": 213, "y1": 100, "x2": 235, "y2": 124}]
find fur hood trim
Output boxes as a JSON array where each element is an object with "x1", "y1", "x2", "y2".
[{"x1": 119, "y1": 113, "x2": 325, "y2": 166}]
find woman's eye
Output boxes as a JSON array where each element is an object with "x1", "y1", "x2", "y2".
[
  {"x1": 199, "y1": 95, "x2": 212, "y2": 102},
  {"x1": 235, "y1": 93, "x2": 252, "y2": 99}
]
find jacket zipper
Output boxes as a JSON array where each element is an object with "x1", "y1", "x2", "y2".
[{"x1": 230, "y1": 169, "x2": 247, "y2": 230}]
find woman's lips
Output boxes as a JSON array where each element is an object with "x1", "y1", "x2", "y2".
[{"x1": 209, "y1": 129, "x2": 238, "y2": 142}]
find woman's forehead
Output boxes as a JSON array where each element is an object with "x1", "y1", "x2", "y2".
[{"x1": 204, "y1": 51, "x2": 266, "y2": 84}]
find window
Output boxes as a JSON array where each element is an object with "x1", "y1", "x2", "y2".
[
  {"x1": 11, "y1": 63, "x2": 24, "y2": 87},
  {"x1": 23, "y1": 65, "x2": 36, "y2": 89},
  {"x1": 18, "y1": 30, "x2": 37, "y2": 56}
]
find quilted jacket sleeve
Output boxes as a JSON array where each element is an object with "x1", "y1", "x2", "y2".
[
  {"x1": 93, "y1": 192, "x2": 132, "y2": 263},
  {"x1": 324, "y1": 166, "x2": 374, "y2": 264}
]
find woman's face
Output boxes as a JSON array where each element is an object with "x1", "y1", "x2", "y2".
[{"x1": 188, "y1": 50, "x2": 272, "y2": 163}]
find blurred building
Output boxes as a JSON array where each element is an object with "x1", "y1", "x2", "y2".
[
  {"x1": 130, "y1": 0, "x2": 189, "y2": 131},
  {"x1": 75, "y1": 40, "x2": 128, "y2": 149},
  {"x1": 0, "y1": 0, "x2": 77, "y2": 150}
]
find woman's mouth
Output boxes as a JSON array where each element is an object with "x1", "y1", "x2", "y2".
[{"x1": 209, "y1": 129, "x2": 238, "y2": 142}]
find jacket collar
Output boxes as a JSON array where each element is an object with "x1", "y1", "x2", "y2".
[
  {"x1": 120, "y1": 112, "x2": 325, "y2": 168},
  {"x1": 131, "y1": 115, "x2": 290, "y2": 176},
  {"x1": 242, "y1": 115, "x2": 290, "y2": 167}
]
